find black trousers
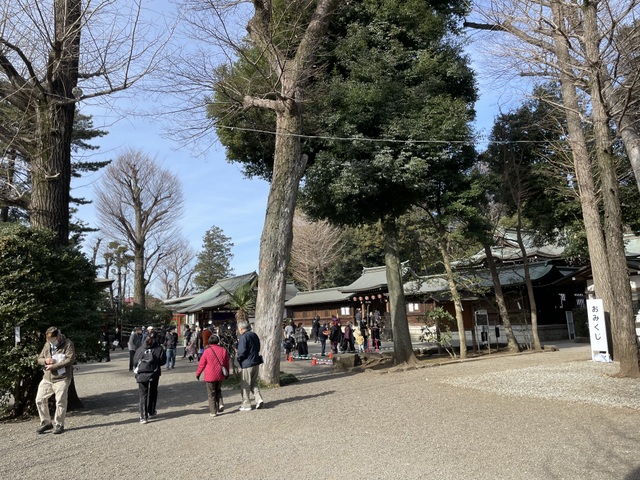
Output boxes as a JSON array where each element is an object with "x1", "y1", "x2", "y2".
[
  {"x1": 297, "y1": 342, "x2": 308, "y2": 356},
  {"x1": 138, "y1": 376, "x2": 159, "y2": 418},
  {"x1": 206, "y1": 381, "x2": 223, "y2": 414},
  {"x1": 129, "y1": 350, "x2": 135, "y2": 370}
]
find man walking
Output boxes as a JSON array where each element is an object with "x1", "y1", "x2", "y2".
[
  {"x1": 35, "y1": 327, "x2": 76, "y2": 434},
  {"x1": 128, "y1": 326, "x2": 143, "y2": 371},
  {"x1": 164, "y1": 326, "x2": 178, "y2": 370},
  {"x1": 236, "y1": 321, "x2": 264, "y2": 411}
]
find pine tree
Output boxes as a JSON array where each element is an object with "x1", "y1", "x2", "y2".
[{"x1": 193, "y1": 226, "x2": 234, "y2": 291}]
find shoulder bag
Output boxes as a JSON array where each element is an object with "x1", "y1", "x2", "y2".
[{"x1": 210, "y1": 346, "x2": 229, "y2": 379}]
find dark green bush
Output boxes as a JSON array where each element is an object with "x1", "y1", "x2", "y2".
[{"x1": 0, "y1": 224, "x2": 103, "y2": 418}]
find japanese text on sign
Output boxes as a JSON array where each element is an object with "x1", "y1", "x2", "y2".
[{"x1": 586, "y1": 298, "x2": 611, "y2": 362}]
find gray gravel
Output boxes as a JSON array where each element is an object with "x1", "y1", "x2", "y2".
[{"x1": 2, "y1": 342, "x2": 640, "y2": 480}]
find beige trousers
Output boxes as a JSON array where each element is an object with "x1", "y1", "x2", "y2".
[
  {"x1": 240, "y1": 365, "x2": 263, "y2": 408},
  {"x1": 35, "y1": 376, "x2": 71, "y2": 427}
]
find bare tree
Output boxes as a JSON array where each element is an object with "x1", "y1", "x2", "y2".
[
  {"x1": 0, "y1": 0, "x2": 169, "y2": 244},
  {"x1": 157, "y1": 237, "x2": 196, "y2": 299},
  {"x1": 95, "y1": 149, "x2": 184, "y2": 309},
  {"x1": 466, "y1": 0, "x2": 639, "y2": 376},
  {"x1": 290, "y1": 211, "x2": 343, "y2": 291}
]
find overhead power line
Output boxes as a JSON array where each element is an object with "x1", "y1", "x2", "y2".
[{"x1": 215, "y1": 123, "x2": 561, "y2": 146}]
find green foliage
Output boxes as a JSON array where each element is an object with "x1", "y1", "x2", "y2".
[
  {"x1": 223, "y1": 280, "x2": 257, "y2": 324},
  {"x1": 300, "y1": 0, "x2": 476, "y2": 227},
  {"x1": 420, "y1": 307, "x2": 456, "y2": 358},
  {"x1": 479, "y1": 83, "x2": 601, "y2": 265},
  {"x1": 193, "y1": 225, "x2": 234, "y2": 291},
  {"x1": 0, "y1": 223, "x2": 103, "y2": 418},
  {"x1": 120, "y1": 304, "x2": 172, "y2": 330}
]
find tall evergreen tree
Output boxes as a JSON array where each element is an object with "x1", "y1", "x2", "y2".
[
  {"x1": 300, "y1": 0, "x2": 476, "y2": 362},
  {"x1": 193, "y1": 226, "x2": 234, "y2": 291}
]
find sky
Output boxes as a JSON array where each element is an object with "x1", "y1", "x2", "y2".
[
  {"x1": 69, "y1": 8, "x2": 519, "y2": 295},
  {"x1": 71, "y1": 105, "x2": 271, "y2": 278}
]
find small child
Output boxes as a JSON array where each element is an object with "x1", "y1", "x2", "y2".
[
  {"x1": 186, "y1": 340, "x2": 196, "y2": 362},
  {"x1": 284, "y1": 336, "x2": 295, "y2": 358},
  {"x1": 355, "y1": 330, "x2": 365, "y2": 353}
]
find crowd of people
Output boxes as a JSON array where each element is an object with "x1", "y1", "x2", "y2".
[
  {"x1": 35, "y1": 311, "x2": 382, "y2": 434},
  {"x1": 281, "y1": 310, "x2": 384, "y2": 358}
]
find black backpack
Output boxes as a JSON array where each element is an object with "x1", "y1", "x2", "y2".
[{"x1": 134, "y1": 349, "x2": 157, "y2": 375}]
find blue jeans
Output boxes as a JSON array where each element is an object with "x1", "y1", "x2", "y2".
[{"x1": 165, "y1": 348, "x2": 176, "y2": 368}]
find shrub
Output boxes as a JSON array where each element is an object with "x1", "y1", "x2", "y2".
[
  {"x1": 0, "y1": 224, "x2": 103, "y2": 418},
  {"x1": 420, "y1": 307, "x2": 456, "y2": 358}
]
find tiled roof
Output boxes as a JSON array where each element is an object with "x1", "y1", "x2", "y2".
[
  {"x1": 285, "y1": 287, "x2": 351, "y2": 307},
  {"x1": 405, "y1": 263, "x2": 568, "y2": 296},
  {"x1": 176, "y1": 272, "x2": 257, "y2": 314},
  {"x1": 339, "y1": 265, "x2": 389, "y2": 293}
]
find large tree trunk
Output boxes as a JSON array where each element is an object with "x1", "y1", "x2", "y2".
[
  {"x1": 382, "y1": 216, "x2": 416, "y2": 365},
  {"x1": 244, "y1": 0, "x2": 337, "y2": 385},
  {"x1": 133, "y1": 244, "x2": 146, "y2": 309},
  {"x1": 484, "y1": 244, "x2": 520, "y2": 353},
  {"x1": 437, "y1": 235, "x2": 467, "y2": 359},
  {"x1": 29, "y1": 0, "x2": 81, "y2": 246},
  {"x1": 31, "y1": 102, "x2": 74, "y2": 246},
  {"x1": 551, "y1": 1, "x2": 617, "y2": 350},
  {"x1": 583, "y1": 2, "x2": 639, "y2": 376},
  {"x1": 255, "y1": 111, "x2": 307, "y2": 385}
]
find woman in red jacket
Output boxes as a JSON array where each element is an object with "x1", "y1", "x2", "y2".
[{"x1": 196, "y1": 334, "x2": 230, "y2": 417}]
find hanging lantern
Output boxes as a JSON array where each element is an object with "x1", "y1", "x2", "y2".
[
  {"x1": 359, "y1": 296, "x2": 363, "y2": 301},
  {"x1": 365, "y1": 296, "x2": 369, "y2": 301},
  {"x1": 353, "y1": 296, "x2": 358, "y2": 302},
  {"x1": 378, "y1": 294, "x2": 383, "y2": 299}
]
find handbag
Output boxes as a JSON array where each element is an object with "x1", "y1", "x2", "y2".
[{"x1": 210, "y1": 346, "x2": 229, "y2": 379}]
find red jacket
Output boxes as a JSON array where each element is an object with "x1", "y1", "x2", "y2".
[{"x1": 196, "y1": 345, "x2": 230, "y2": 382}]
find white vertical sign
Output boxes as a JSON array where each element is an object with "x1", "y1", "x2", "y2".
[
  {"x1": 15, "y1": 326, "x2": 20, "y2": 344},
  {"x1": 586, "y1": 298, "x2": 611, "y2": 362}
]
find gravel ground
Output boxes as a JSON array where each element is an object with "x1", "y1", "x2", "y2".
[{"x1": 2, "y1": 342, "x2": 640, "y2": 480}]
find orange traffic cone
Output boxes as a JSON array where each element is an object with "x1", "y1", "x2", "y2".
[
  {"x1": 311, "y1": 357, "x2": 317, "y2": 366},
  {"x1": 287, "y1": 354, "x2": 293, "y2": 362},
  {"x1": 328, "y1": 351, "x2": 333, "y2": 359}
]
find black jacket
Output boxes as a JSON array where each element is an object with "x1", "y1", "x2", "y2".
[
  {"x1": 133, "y1": 345, "x2": 166, "y2": 383},
  {"x1": 164, "y1": 332, "x2": 178, "y2": 349}
]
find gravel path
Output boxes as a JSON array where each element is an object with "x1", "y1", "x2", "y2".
[{"x1": 2, "y1": 342, "x2": 640, "y2": 480}]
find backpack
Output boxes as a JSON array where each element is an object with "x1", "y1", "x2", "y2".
[{"x1": 134, "y1": 349, "x2": 157, "y2": 375}]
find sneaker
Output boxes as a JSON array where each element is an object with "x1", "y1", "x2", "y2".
[
  {"x1": 218, "y1": 406, "x2": 224, "y2": 413},
  {"x1": 239, "y1": 406, "x2": 252, "y2": 412},
  {"x1": 255, "y1": 400, "x2": 264, "y2": 410},
  {"x1": 149, "y1": 411, "x2": 157, "y2": 417},
  {"x1": 140, "y1": 417, "x2": 148, "y2": 424},
  {"x1": 36, "y1": 423, "x2": 53, "y2": 434},
  {"x1": 210, "y1": 413, "x2": 217, "y2": 417},
  {"x1": 52, "y1": 425, "x2": 64, "y2": 434}
]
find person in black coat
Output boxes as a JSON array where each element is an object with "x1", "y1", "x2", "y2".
[
  {"x1": 311, "y1": 316, "x2": 321, "y2": 343},
  {"x1": 133, "y1": 336, "x2": 166, "y2": 423},
  {"x1": 329, "y1": 319, "x2": 342, "y2": 354}
]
